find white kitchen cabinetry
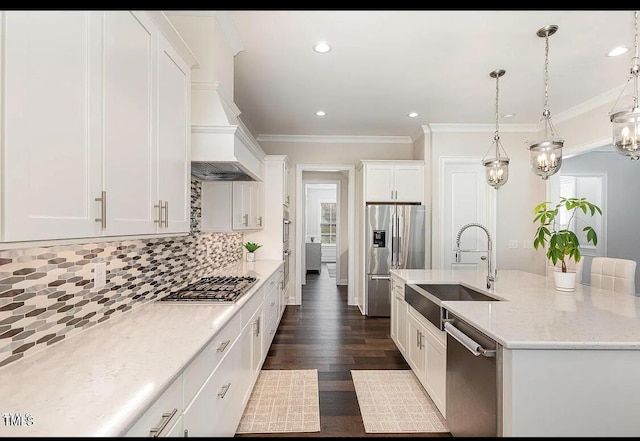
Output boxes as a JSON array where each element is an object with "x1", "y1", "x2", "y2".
[
  {"x1": 1, "y1": 11, "x2": 194, "y2": 242},
  {"x1": 283, "y1": 159, "x2": 291, "y2": 207},
  {"x1": 390, "y1": 275, "x2": 408, "y2": 356},
  {"x1": 360, "y1": 161, "x2": 424, "y2": 203},
  {"x1": 244, "y1": 156, "x2": 291, "y2": 303},
  {"x1": 200, "y1": 181, "x2": 264, "y2": 232},
  {"x1": 406, "y1": 305, "x2": 447, "y2": 416}
]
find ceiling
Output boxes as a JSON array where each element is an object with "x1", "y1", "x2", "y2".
[{"x1": 228, "y1": 10, "x2": 636, "y2": 139}]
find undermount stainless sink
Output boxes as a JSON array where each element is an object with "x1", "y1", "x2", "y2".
[{"x1": 405, "y1": 283, "x2": 500, "y2": 330}]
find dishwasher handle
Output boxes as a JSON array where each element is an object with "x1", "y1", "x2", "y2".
[{"x1": 444, "y1": 322, "x2": 496, "y2": 358}]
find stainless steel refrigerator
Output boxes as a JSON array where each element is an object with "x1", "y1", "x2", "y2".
[{"x1": 365, "y1": 203, "x2": 426, "y2": 317}]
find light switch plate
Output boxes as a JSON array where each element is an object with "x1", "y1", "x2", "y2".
[
  {"x1": 523, "y1": 240, "x2": 534, "y2": 249},
  {"x1": 509, "y1": 240, "x2": 518, "y2": 249},
  {"x1": 94, "y1": 262, "x2": 106, "y2": 289}
]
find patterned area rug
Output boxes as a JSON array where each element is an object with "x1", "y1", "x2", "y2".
[
  {"x1": 351, "y1": 369, "x2": 448, "y2": 433},
  {"x1": 236, "y1": 369, "x2": 321, "y2": 434}
]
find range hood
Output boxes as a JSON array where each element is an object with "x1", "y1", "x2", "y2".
[{"x1": 191, "y1": 82, "x2": 265, "y2": 182}]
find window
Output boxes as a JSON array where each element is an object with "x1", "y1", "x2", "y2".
[{"x1": 320, "y1": 202, "x2": 336, "y2": 244}]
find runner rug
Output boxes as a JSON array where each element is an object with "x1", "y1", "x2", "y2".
[
  {"x1": 236, "y1": 369, "x2": 320, "y2": 434},
  {"x1": 350, "y1": 369, "x2": 448, "y2": 433}
]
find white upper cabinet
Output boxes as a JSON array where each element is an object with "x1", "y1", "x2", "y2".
[
  {"x1": 201, "y1": 181, "x2": 263, "y2": 232},
  {"x1": 361, "y1": 161, "x2": 424, "y2": 203},
  {"x1": 157, "y1": 34, "x2": 191, "y2": 234},
  {"x1": 102, "y1": 11, "x2": 156, "y2": 236},
  {"x1": 2, "y1": 11, "x2": 103, "y2": 241},
  {"x1": 1, "y1": 11, "x2": 195, "y2": 242}
]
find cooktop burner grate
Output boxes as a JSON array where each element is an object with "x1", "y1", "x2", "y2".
[{"x1": 160, "y1": 275, "x2": 258, "y2": 302}]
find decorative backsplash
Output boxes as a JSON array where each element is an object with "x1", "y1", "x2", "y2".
[{"x1": 0, "y1": 177, "x2": 242, "y2": 368}]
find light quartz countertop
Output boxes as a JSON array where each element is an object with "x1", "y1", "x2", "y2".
[
  {"x1": 0, "y1": 259, "x2": 283, "y2": 437},
  {"x1": 391, "y1": 268, "x2": 640, "y2": 350}
]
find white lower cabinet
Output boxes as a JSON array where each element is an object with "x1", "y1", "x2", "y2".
[
  {"x1": 165, "y1": 416, "x2": 185, "y2": 437},
  {"x1": 406, "y1": 306, "x2": 447, "y2": 417},
  {"x1": 390, "y1": 275, "x2": 408, "y2": 356}
]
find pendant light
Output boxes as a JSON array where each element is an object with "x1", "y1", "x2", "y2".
[
  {"x1": 482, "y1": 69, "x2": 510, "y2": 189},
  {"x1": 609, "y1": 10, "x2": 640, "y2": 161},
  {"x1": 528, "y1": 25, "x2": 564, "y2": 180}
]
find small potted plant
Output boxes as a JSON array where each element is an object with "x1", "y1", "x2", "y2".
[
  {"x1": 243, "y1": 241, "x2": 262, "y2": 262},
  {"x1": 532, "y1": 197, "x2": 602, "y2": 292}
]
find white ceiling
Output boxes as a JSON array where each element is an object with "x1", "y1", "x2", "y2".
[{"x1": 228, "y1": 10, "x2": 636, "y2": 139}]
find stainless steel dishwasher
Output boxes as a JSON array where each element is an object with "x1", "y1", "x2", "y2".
[{"x1": 444, "y1": 310, "x2": 502, "y2": 437}]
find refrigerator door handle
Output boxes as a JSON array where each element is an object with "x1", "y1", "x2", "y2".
[{"x1": 370, "y1": 275, "x2": 391, "y2": 280}]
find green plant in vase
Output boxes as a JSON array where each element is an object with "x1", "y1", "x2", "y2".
[
  {"x1": 532, "y1": 197, "x2": 601, "y2": 291},
  {"x1": 243, "y1": 242, "x2": 262, "y2": 262}
]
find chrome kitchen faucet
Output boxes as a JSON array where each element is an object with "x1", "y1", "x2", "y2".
[{"x1": 455, "y1": 223, "x2": 496, "y2": 289}]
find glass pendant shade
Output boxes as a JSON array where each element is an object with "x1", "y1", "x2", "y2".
[
  {"x1": 528, "y1": 25, "x2": 563, "y2": 180},
  {"x1": 482, "y1": 69, "x2": 510, "y2": 189},
  {"x1": 609, "y1": 11, "x2": 640, "y2": 161}
]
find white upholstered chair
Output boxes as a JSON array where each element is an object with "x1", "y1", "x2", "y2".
[
  {"x1": 590, "y1": 257, "x2": 637, "y2": 295},
  {"x1": 547, "y1": 259, "x2": 584, "y2": 283}
]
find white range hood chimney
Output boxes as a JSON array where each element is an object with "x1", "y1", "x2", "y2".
[
  {"x1": 191, "y1": 82, "x2": 264, "y2": 181},
  {"x1": 166, "y1": 11, "x2": 265, "y2": 182}
]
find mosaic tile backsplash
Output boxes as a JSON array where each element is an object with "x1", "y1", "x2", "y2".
[{"x1": 0, "y1": 177, "x2": 243, "y2": 368}]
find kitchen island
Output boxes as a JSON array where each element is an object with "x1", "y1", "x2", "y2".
[
  {"x1": 391, "y1": 268, "x2": 640, "y2": 437},
  {"x1": 0, "y1": 260, "x2": 284, "y2": 437}
]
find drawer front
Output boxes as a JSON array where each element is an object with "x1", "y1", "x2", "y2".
[
  {"x1": 124, "y1": 374, "x2": 183, "y2": 437},
  {"x1": 241, "y1": 286, "x2": 264, "y2": 328},
  {"x1": 183, "y1": 311, "x2": 241, "y2": 404}
]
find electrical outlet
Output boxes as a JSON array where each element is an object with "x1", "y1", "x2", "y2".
[
  {"x1": 508, "y1": 240, "x2": 518, "y2": 249},
  {"x1": 523, "y1": 240, "x2": 534, "y2": 249},
  {"x1": 94, "y1": 262, "x2": 106, "y2": 289}
]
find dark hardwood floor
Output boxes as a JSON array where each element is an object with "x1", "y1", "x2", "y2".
[{"x1": 236, "y1": 264, "x2": 451, "y2": 438}]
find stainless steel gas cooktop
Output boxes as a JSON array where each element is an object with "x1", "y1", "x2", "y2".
[{"x1": 160, "y1": 275, "x2": 258, "y2": 303}]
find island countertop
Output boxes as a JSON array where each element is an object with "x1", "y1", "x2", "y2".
[
  {"x1": 391, "y1": 268, "x2": 640, "y2": 350},
  {"x1": 0, "y1": 260, "x2": 283, "y2": 437}
]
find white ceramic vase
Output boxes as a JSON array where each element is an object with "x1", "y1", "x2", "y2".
[
  {"x1": 553, "y1": 270, "x2": 577, "y2": 292},
  {"x1": 246, "y1": 252, "x2": 255, "y2": 262}
]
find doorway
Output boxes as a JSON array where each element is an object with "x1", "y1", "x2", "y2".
[
  {"x1": 303, "y1": 182, "x2": 340, "y2": 285},
  {"x1": 295, "y1": 165, "x2": 356, "y2": 307}
]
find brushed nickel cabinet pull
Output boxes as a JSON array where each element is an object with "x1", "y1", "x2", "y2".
[
  {"x1": 218, "y1": 383, "x2": 231, "y2": 398},
  {"x1": 254, "y1": 317, "x2": 260, "y2": 337},
  {"x1": 243, "y1": 214, "x2": 249, "y2": 226},
  {"x1": 184, "y1": 429, "x2": 188, "y2": 437},
  {"x1": 164, "y1": 201, "x2": 169, "y2": 227},
  {"x1": 149, "y1": 408, "x2": 177, "y2": 437},
  {"x1": 95, "y1": 191, "x2": 107, "y2": 229},
  {"x1": 258, "y1": 216, "x2": 263, "y2": 227},
  {"x1": 216, "y1": 339, "x2": 230, "y2": 352},
  {"x1": 154, "y1": 200, "x2": 163, "y2": 225}
]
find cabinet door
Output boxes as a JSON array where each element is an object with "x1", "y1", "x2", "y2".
[
  {"x1": 157, "y1": 34, "x2": 190, "y2": 234},
  {"x1": 183, "y1": 339, "x2": 243, "y2": 437},
  {"x1": 102, "y1": 11, "x2": 156, "y2": 236},
  {"x1": 282, "y1": 161, "x2": 290, "y2": 206},
  {"x1": 3, "y1": 11, "x2": 103, "y2": 241},
  {"x1": 424, "y1": 328, "x2": 446, "y2": 416},
  {"x1": 394, "y1": 165, "x2": 424, "y2": 203},
  {"x1": 232, "y1": 182, "x2": 249, "y2": 230},
  {"x1": 365, "y1": 164, "x2": 394, "y2": 202},
  {"x1": 395, "y1": 298, "x2": 408, "y2": 356},
  {"x1": 390, "y1": 279, "x2": 397, "y2": 342},
  {"x1": 253, "y1": 181, "x2": 264, "y2": 229},
  {"x1": 406, "y1": 312, "x2": 426, "y2": 380}
]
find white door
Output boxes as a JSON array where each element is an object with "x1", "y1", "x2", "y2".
[
  {"x1": 441, "y1": 159, "x2": 495, "y2": 270},
  {"x1": 157, "y1": 34, "x2": 190, "y2": 234},
  {"x1": 102, "y1": 11, "x2": 156, "y2": 236},
  {"x1": 3, "y1": 11, "x2": 103, "y2": 241}
]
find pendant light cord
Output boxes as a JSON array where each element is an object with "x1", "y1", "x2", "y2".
[
  {"x1": 633, "y1": 10, "x2": 639, "y2": 109},
  {"x1": 494, "y1": 72, "x2": 500, "y2": 155}
]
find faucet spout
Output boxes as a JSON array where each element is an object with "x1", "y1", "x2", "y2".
[{"x1": 455, "y1": 223, "x2": 495, "y2": 289}]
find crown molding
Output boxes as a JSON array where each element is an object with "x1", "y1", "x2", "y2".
[
  {"x1": 553, "y1": 82, "x2": 629, "y2": 124},
  {"x1": 256, "y1": 134, "x2": 414, "y2": 144},
  {"x1": 428, "y1": 123, "x2": 537, "y2": 133},
  {"x1": 164, "y1": 10, "x2": 244, "y2": 56}
]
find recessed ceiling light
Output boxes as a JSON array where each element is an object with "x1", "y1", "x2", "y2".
[
  {"x1": 607, "y1": 46, "x2": 629, "y2": 57},
  {"x1": 313, "y1": 41, "x2": 331, "y2": 53},
  {"x1": 407, "y1": 112, "x2": 419, "y2": 118},
  {"x1": 502, "y1": 113, "x2": 515, "y2": 118},
  {"x1": 315, "y1": 110, "x2": 326, "y2": 116}
]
